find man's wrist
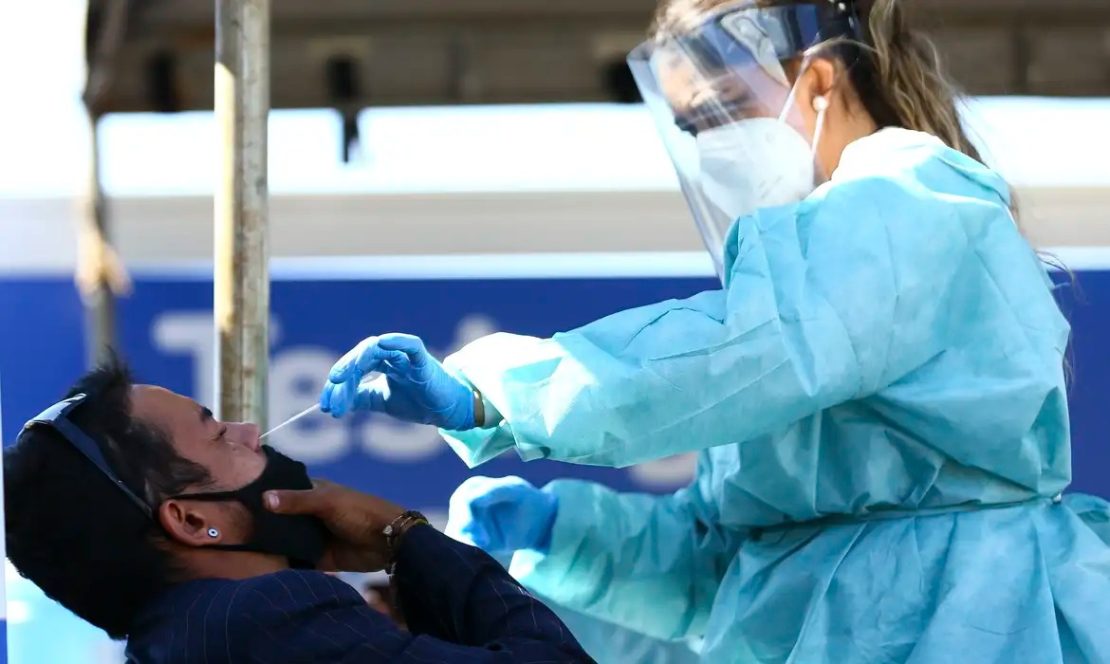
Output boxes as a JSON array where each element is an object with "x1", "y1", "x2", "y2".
[{"x1": 384, "y1": 510, "x2": 429, "y2": 573}]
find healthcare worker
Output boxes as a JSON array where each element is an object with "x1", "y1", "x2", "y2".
[{"x1": 322, "y1": 0, "x2": 1110, "y2": 661}]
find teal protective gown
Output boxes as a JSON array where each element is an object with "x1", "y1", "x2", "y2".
[{"x1": 442, "y1": 129, "x2": 1110, "y2": 663}]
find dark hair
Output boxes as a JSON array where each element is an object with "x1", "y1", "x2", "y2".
[{"x1": 4, "y1": 358, "x2": 211, "y2": 639}]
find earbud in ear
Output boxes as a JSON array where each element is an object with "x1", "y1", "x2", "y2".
[
  {"x1": 813, "y1": 95, "x2": 830, "y2": 113},
  {"x1": 207, "y1": 528, "x2": 220, "y2": 539}
]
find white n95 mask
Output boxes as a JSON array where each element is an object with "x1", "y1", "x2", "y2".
[
  {"x1": 695, "y1": 116, "x2": 817, "y2": 225},
  {"x1": 627, "y1": 0, "x2": 853, "y2": 280}
]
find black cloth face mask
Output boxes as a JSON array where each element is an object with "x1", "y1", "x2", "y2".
[{"x1": 168, "y1": 446, "x2": 327, "y2": 568}]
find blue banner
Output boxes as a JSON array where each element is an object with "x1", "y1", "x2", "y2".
[
  {"x1": 0, "y1": 374, "x2": 6, "y2": 664},
  {"x1": 1, "y1": 273, "x2": 720, "y2": 523},
  {"x1": 2, "y1": 266, "x2": 1109, "y2": 664},
  {"x1": 2, "y1": 269, "x2": 1109, "y2": 510}
]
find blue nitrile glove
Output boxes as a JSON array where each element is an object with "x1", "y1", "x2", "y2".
[
  {"x1": 320, "y1": 333, "x2": 475, "y2": 431},
  {"x1": 446, "y1": 476, "x2": 559, "y2": 555}
]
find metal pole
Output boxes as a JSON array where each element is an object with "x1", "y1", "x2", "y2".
[
  {"x1": 82, "y1": 112, "x2": 117, "y2": 368},
  {"x1": 81, "y1": 0, "x2": 132, "y2": 369},
  {"x1": 214, "y1": 0, "x2": 270, "y2": 426}
]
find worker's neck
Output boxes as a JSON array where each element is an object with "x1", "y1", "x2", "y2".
[
  {"x1": 821, "y1": 110, "x2": 879, "y2": 177},
  {"x1": 177, "y1": 549, "x2": 289, "y2": 582}
]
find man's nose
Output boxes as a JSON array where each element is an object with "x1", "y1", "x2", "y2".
[{"x1": 228, "y1": 422, "x2": 262, "y2": 451}]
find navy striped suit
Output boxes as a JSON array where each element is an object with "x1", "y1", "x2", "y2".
[{"x1": 125, "y1": 525, "x2": 594, "y2": 663}]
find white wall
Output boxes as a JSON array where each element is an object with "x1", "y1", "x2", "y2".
[
  {"x1": 2, "y1": 184, "x2": 1108, "y2": 274},
  {"x1": 3, "y1": 99, "x2": 1108, "y2": 273}
]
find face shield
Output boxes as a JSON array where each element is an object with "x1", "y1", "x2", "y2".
[{"x1": 628, "y1": 1, "x2": 860, "y2": 279}]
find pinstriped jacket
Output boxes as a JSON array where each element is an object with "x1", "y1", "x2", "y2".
[{"x1": 125, "y1": 525, "x2": 593, "y2": 663}]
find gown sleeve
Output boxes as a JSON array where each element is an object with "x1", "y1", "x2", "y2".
[{"x1": 441, "y1": 175, "x2": 971, "y2": 469}]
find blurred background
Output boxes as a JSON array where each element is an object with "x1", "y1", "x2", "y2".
[{"x1": 1, "y1": 0, "x2": 1109, "y2": 661}]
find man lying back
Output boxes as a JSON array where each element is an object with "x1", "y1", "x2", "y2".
[{"x1": 4, "y1": 359, "x2": 593, "y2": 663}]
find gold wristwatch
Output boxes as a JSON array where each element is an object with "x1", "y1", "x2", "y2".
[{"x1": 383, "y1": 510, "x2": 429, "y2": 575}]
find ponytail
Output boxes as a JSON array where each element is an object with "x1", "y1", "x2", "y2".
[{"x1": 856, "y1": 0, "x2": 982, "y2": 162}]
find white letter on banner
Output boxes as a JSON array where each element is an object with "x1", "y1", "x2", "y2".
[
  {"x1": 153, "y1": 312, "x2": 282, "y2": 411},
  {"x1": 359, "y1": 314, "x2": 501, "y2": 463},
  {"x1": 267, "y1": 348, "x2": 350, "y2": 464},
  {"x1": 448, "y1": 314, "x2": 500, "y2": 355},
  {"x1": 361, "y1": 419, "x2": 443, "y2": 462},
  {"x1": 152, "y1": 312, "x2": 215, "y2": 408}
]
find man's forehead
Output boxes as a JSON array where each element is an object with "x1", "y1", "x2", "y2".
[{"x1": 130, "y1": 385, "x2": 206, "y2": 428}]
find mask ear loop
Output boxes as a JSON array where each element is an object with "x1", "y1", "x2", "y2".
[{"x1": 777, "y1": 71, "x2": 804, "y2": 125}]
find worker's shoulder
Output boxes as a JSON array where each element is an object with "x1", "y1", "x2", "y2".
[
  {"x1": 806, "y1": 166, "x2": 1012, "y2": 248},
  {"x1": 815, "y1": 137, "x2": 1011, "y2": 222}
]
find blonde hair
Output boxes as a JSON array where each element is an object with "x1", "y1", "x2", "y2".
[{"x1": 651, "y1": 0, "x2": 983, "y2": 162}]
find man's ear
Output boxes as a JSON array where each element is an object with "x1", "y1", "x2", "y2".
[{"x1": 158, "y1": 499, "x2": 226, "y2": 547}]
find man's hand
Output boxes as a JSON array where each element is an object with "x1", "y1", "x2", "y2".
[{"x1": 264, "y1": 480, "x2": 406, "y2": 572}]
